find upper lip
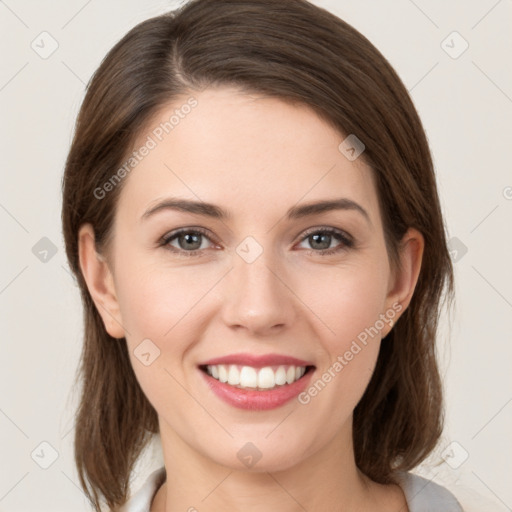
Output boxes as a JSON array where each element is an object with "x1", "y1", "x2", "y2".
[{"x1": 199, "y1": 353, "x2": 315, "y2": 368}]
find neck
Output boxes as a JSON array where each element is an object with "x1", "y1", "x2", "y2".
[{"x1": 151, "y1": 419, "x2": 396, "y2": 512}]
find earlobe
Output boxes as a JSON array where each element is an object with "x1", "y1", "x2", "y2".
[
  {"x1": 383, "y1": 228, "x2": 425, "y2": 335},
  {"x1": 78, "y1": 224, "x2": 125, "y2": 339}
]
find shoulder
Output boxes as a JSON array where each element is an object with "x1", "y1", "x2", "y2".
[
  {"x1": 395, "y1": 471, "x2": 464, "y2": 511},
  {"x1": 116, "y1": 466, "x2": 166, "y2": 512}
]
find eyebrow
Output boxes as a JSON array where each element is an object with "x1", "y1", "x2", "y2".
[{"x1": 141, "y1": 197, "x2": 371, "y2": 225}]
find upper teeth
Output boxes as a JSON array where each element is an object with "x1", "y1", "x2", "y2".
[{"x1": 205, "y1": 364, "x2": 307, "y2": 389}]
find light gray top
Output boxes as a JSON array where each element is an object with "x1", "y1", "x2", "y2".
[{"x1": 118, "y1": 466, "x2": 464, "y2": 511}]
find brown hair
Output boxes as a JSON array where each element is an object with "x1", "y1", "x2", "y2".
[{"x1": 61, "y1": 0, "x2": 454, "y2": 510}]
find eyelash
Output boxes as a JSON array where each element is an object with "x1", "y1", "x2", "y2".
[{"x1": 159, "y1": 226, "x2": 354, "y2": 258}]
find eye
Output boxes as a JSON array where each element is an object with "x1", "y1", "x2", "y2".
[
  {"x1": 296, "y1": 227, "x2": 354, "y2": 256},
  {"x1": 159, "y1": 226, "x2": 354, "y2": 258},
  {"x1": 160, "y1": 227, "x2": 217, "y2": 257}
]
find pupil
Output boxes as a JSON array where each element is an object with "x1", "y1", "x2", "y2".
[
  {"x1": 181, "y1": 233, "x2": 201, "y2": 250},
  {"x1": 311, "y1": 233, "x2": 330, "y2": 250}
]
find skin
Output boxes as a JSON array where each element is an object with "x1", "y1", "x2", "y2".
[{"x1": 79, "y1": 87, "x2": 423, "y2": 511}]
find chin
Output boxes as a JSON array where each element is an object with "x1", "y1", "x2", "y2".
[{"x1": 201, "y1": 434, "x2": 315, "y2": 474}]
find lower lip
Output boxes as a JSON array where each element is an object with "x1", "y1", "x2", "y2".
[{"x1": 199, "y1": 367, "x2": 315, "y2": 410}]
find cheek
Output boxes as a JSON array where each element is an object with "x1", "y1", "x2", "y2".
[
  {"x1": 300, "y1": 258, "x2": 389, "y2": 347},
  {"x1": 115, "y1": 260, "x2": 210, "y2": 338},
  {"x1": 114, "y1": 260, "x2": 223, "y2": 388},
  {"x1": 114, "y1": 262, "x2": 210, "y2": 409},
  {"x1": 296, "y1": 258, "x2": 388, "y2": 401}
]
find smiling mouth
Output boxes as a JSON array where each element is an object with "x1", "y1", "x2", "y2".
[{"x1": 199, "y1": 364, "x2": 315, "y2": 391}]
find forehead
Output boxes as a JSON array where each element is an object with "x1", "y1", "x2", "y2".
[{"x1": 116, "y1": 87, "x2": 379, "y2": 225}]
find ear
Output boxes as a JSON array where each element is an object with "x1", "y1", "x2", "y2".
[
  {"x1": 78, "y1": 223, "x2": 125, "y2": 339},
  {"x1": 382, "y1": 227, "x2": 424, "y2": 337}
]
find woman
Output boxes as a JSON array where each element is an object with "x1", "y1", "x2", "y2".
[{"x1": 61, "y1": 0, "x2": 462, "y2": 510}]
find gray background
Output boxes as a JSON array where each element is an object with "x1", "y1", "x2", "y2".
[{"x1": 1, "y1": 0, "x2": 511, "y2": 510}]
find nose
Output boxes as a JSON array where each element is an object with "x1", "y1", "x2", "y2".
[{"x1": 220, "y1": 248, "x2": 297, "y2": 336}]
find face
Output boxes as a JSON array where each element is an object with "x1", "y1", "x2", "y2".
[{"x1": 80, "y1": 86, "x2": 421, "y2": 473}]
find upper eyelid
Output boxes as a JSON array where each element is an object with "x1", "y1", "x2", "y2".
[{"x1": 300, "y1": 225, "x2": 352, "y2": 240}]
